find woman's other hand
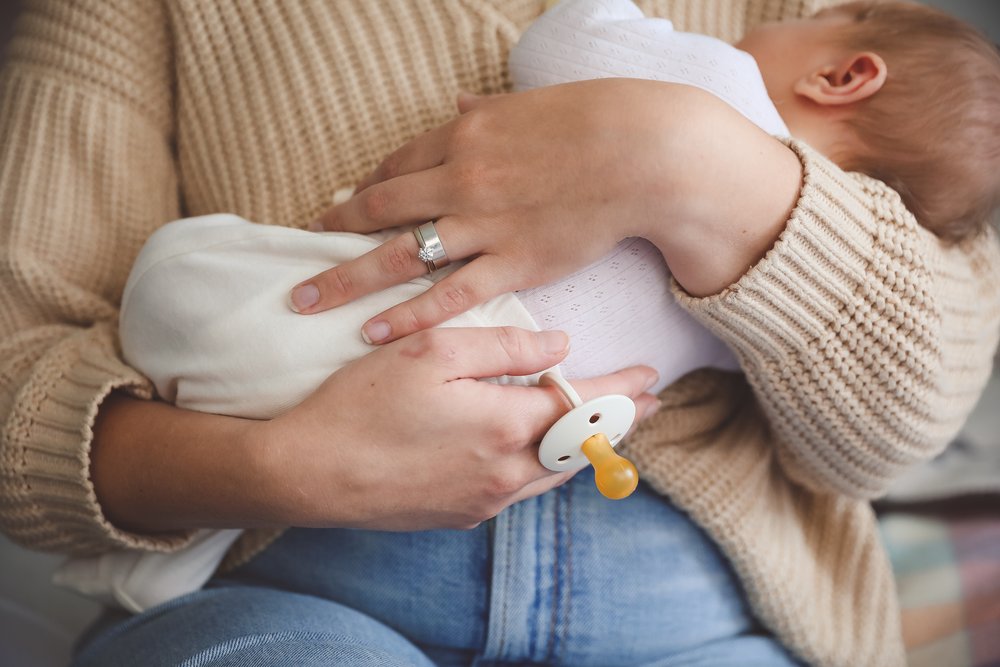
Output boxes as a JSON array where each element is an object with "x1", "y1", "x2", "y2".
[
  {"x1": 293, "y1": 80, "x2": 800, "y2": 344},
  {"x1": 93, "y1": 327, "x2": 657, "y2": 534},
  {"x1": 248, "y1": 327, "x2": 658, "y2": 531}
]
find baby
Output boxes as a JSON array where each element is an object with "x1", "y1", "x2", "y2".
[{"x1": 57, "y1": 0, "x2": 1000, "y2": 611}]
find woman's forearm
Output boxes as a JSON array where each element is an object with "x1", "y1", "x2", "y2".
[
  {"x1": 643, "y1": 88, "x2": 803, "y2": 297},
  {"x1": 90, "y1": 393, "x2": 282, "y2": 533}
]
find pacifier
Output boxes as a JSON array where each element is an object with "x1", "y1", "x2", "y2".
[{"x1": 538, "y1": 372, "x2": 639, "y2": 500}]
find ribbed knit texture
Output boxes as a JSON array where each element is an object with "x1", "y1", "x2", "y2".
[
  {"x1": 2, "y1": 1, "x2": 999, "y2": 666},
  {"x1": 625, "y1": 144, "x2": 1000, "y2": 667}
]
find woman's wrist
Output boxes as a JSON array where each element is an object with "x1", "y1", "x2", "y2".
[
  {"x1": 247, "y1": 415, "x2": 357, "y2": 528},
  {"x1": 90, "y1": 392, "x2": 286, "y2": 533}
]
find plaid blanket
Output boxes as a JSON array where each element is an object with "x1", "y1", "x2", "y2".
[{"x1": 880, "y1": 511, "x2": 1000, "y2": 667}]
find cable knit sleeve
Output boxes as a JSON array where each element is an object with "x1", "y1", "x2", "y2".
[
  {"x1": 0, "y1": 0, "x2": 191, "y2": 554},
  {"x1": 675, "y1": 140, "x2": 1000, "y2": 499}
]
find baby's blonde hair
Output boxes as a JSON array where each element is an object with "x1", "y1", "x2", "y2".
[{"x1": 821, "y1": 1, "x2": 1000, "y2": 243}]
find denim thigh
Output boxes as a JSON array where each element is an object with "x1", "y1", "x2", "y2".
[{"x1": 74, "y1": 470, "x2": 802, "y2": 666}]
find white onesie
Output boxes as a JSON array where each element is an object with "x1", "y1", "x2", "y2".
[{"x1": 55, "y1": 0, "x2": 789, "y2": 611}]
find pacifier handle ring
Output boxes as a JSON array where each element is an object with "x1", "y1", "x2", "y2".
[{"x1": 539, "y1": 371, "x2": 583, "y2": 410}]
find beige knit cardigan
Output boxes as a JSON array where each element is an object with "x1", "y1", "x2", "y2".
[{"x1": 2, "y1": 1, "x2": 999, "y2": 666}]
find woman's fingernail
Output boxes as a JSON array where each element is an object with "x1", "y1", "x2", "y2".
[
  {"x1": 541, "y1": 330, "x2": 570, "y2": 355},
  {"x1": 332, "y1": 187, "x2": 354, "y2": 205},
  {"x1": 290, "y1": 284, "x2": 320, "y2": 312},
  {"x1": 362, "y1": 320, "x2": 391, "y2": 344},
  {"x1": 642, "y1": 399, "x2": 662, "y2": 420},
  {"x1": 308, "y1": 220, "x2": 323, "y2": 232},
  {"x1": 642, "y1": 372, "x2": 659, "y2": 392}
]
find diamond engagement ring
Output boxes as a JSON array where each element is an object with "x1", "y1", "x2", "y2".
[{"x1": 413, "y1": 221, "x2": 450, "y2": 273}]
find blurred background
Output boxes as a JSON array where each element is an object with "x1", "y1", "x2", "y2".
[
  {"x1": 910, "y1": 0, "x2": 999, "y2": 39},
  {"x1": 0, "y1": 1, "x2": 997, "y2": 666}
]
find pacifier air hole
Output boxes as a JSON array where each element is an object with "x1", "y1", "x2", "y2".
[{"x1": 589, "y1": 413, "x2": 601, "y2": 424}]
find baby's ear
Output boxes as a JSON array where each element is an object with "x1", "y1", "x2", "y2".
[{"x1": 794, "y1": 52, "x2": 887, "y2": 106}]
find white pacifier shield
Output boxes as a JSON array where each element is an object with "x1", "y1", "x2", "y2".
[{"x1": 538, "y1": 395, "x2": 636, "y2": 472}]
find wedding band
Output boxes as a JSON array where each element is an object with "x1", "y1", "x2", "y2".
[{"x1": 414, "y1": 221, "x2": 450, "y2": 273}]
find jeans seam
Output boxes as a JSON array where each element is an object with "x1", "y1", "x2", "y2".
[
  {"x1": 544, "y1": 488, "x2": 561, "y2": 662},
  {"x1": 528, "y1": 496, "x2": 543, "y2": 658},
  {"x1": 561, "y1": 479, "x2": 574, "y2": 660},
  {"x1": 495, "y1": 513, "x2": 514, "y2": 660}
]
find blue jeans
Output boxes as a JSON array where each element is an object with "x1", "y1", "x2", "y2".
[{"x1": 72, "y1": 470, "x2": 801, "y2": 666}]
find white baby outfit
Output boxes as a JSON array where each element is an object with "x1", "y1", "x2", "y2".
[{"x1": 55, "y1": 0, "x2": 789, "y2": 611}]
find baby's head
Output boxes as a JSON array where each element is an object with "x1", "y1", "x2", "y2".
[{"x1": 738, "y1": 1, "x2": 1000, "y2": 243}]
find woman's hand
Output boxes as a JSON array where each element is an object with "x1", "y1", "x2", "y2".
[
  {"x1": 292, "y1": 80, "x2": 801, "y2": 344},
  {"x1": 93, "y1": 327, "x2": 657, "y2": 534},
  {"x1": 254, "y1": 326, "x2": 659, "y2": 531}
]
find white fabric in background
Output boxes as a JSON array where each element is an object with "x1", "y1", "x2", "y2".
[{"x1": 53, "y1": 530, "x2": 243, "y2": 614}]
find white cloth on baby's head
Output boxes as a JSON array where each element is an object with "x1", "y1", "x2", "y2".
[{"x1": 118, "y1": 214, "x2": 542, "y2": 420}]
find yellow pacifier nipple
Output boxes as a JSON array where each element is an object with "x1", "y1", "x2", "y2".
[
  {"x1": 537, "y1": 372, "x2": 640, "y2": 500},
  {"x1": 581, "y1": 432, "x2": 639, "y2": 500}
]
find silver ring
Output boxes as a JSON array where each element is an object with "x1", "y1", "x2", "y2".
[{"x1": 413, "y1": 221, "x2": 450, "y2": 273}]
